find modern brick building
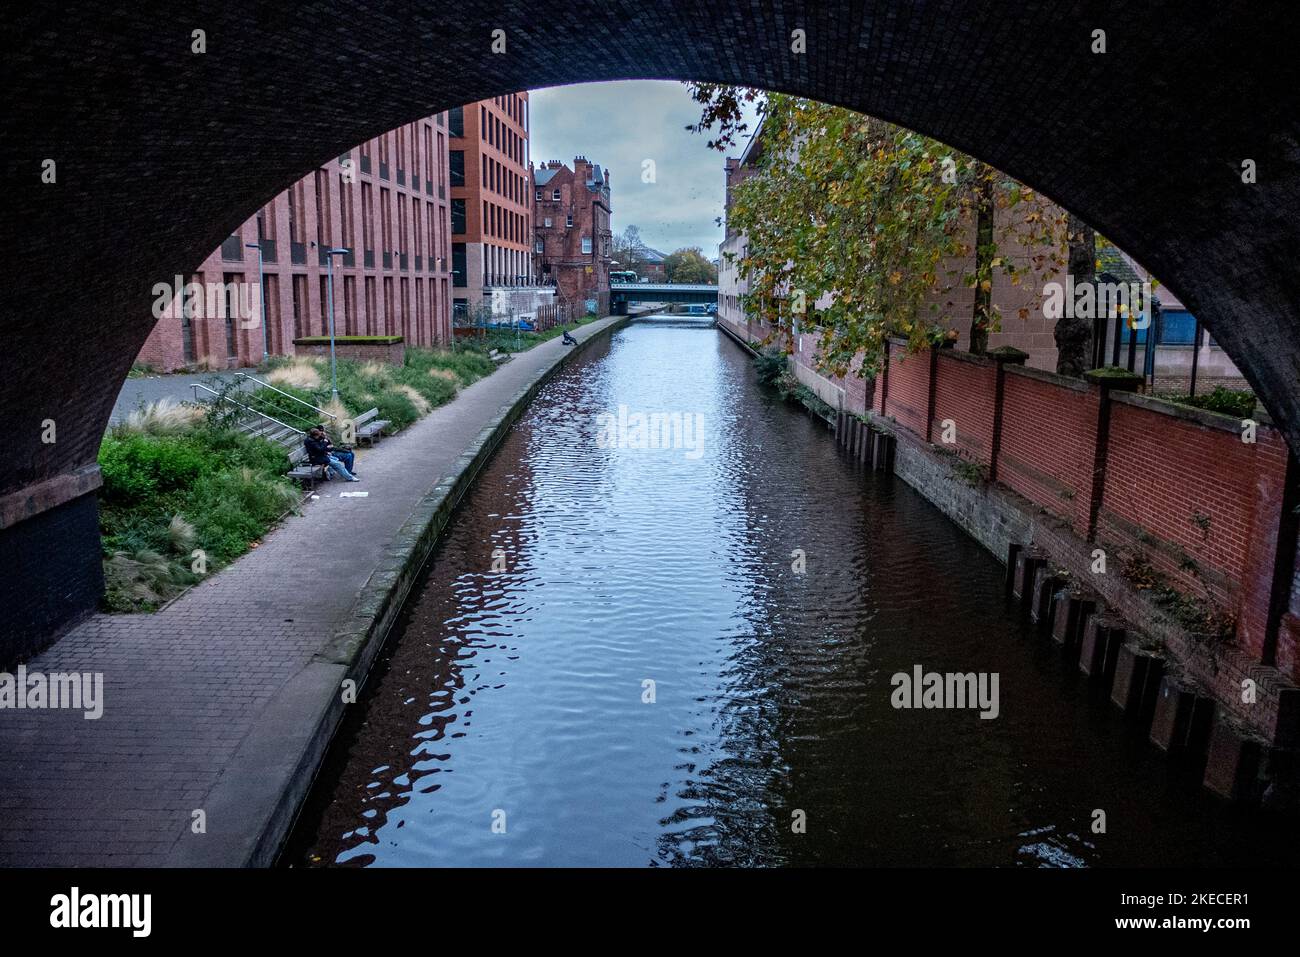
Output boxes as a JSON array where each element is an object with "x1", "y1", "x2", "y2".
[
  {"x1": 449, "y1": 94, "x2": 556, "y2": 325},
  {"x1": 137, "y1": 113, "x2": 454, "y2": 371},
  {"x1": 533, "y1": 157, "x2": 613, "y2": 316}
]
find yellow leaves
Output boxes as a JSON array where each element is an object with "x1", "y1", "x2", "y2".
[{"x1": 889, "y1": 271, "x2": 903, "y2": 285}]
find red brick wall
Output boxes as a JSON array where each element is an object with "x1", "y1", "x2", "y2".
[
  {"x1": 881, "y1": 345, "x2": 931, "y2": 437},
  {"x1": 932, "y1": 352, "x2": 997, "y2": 466},
  {"x1": 997, "y1": 368, "x2": 1097, "y2": 532},
  {"x1": 293, "y1": 339, "x2": 405, "y2": 366},
  {"x1": 877, "y1": 343, "x2": 1296, "y2": 681},
  {"x1": 1098, "y1": 399, "x2": 1289, "y2": 662}
]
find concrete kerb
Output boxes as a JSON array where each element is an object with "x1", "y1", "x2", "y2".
[{"x1": 165, "y1": 315, "x2": 631, "y2": 867}]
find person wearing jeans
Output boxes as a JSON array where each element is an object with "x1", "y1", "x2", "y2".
[{"x1": 304, "y1": 427, "x2": 359, "y2": 482}]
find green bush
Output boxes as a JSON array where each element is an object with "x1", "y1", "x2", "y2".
[
  {"x1": 97, "y1": 424, "x2": 299, "y2": 612},
  {"x1": 188, "y1": 467, "x2": 299, "y2": 564},
  {"x1": 1166, "y1": 386, "x2": 1257, "y2": 420},
  {"x1": 98, "y1": 433, "x2": 214, "y2": 505},
  {"x1": 754, "y1": 347, "x2": 788, "y2": 387}
]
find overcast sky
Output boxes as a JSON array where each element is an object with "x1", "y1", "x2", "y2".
[{"x1": 528, "y1": 81, "x2": 762, "y2": 259}]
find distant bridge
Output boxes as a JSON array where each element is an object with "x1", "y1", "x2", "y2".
[{"x1": 610, "y1": 282, "x2": 717, "y2": 314}]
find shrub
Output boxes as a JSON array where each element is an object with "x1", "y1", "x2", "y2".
[
  {"x1": 754, "y1": 347, "x2": 788, "y2": 387},
  {"x1": 265, "y1": 360, "x2": 322, "y2": 390},
  {"x1": 188, "y1": 467, "x2": 299, "y2": 564},
  {"x1": 103, "y1": 548, "x2": 195, "y2": 612},
  {"x1": 98, "y1": 433, "x2": 214, "y2": 505},
  {"x1": 98, "y1": 423, "x2": 298, "y2": 612},
  {"x1": 1165, "y1": 386, "x2": 1257, "y2": 420},
  {"x1": 119, "y1": 398, "x2": 206, "y2": 435}
]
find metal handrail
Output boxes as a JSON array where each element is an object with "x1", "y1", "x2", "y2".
[
  {"x1": 233, "y1": 372, "x2": 337, "y2": 420},
  {"x1": 191, "y1": 383, "x2": 306, "y2": 436}
]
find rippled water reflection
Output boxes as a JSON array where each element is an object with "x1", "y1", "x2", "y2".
[{"x1": 290, "y1": 317, "x2": 1297, "y2": 867}]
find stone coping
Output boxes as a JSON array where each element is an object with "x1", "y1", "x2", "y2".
[
  {"x1": 292, "y1": 335, "x2": 403, "y2": 344},
  {"x1": 0, "y1": 464, "x2": 102, "y2": 530},
  {"x1": 1005, "y1": 362, "x2": 1092, "y2": 392},
  {"x1": 1113, "y1": 389, "x2": 1272, "y2": 434}
]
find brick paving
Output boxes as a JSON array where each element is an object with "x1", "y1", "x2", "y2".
[{"x1": 0, "y1": 320, "x2": 620, "y2": 867}]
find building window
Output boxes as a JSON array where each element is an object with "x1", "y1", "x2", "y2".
[
  {"x1": 535, "y1": 188, "x2": 542, "y2": 202},
  {"x1": 552, "y1": 188, "x2": 560, "y2": 201},
  {"x1": 566, "y1": 213, "x2": 573, "y2": 228},
  {"x1": 535, "y1": 239, "x2": 544, "y2": 254},
  {"x1": 448, "y1": 106, "x2": 464, "y2": 137},
  {"x1": 450, "y1": 150, "x2": 464, "y2": 188},
  {"x1": 543, "y1": 217, "x2": 552, "y2": 228},
  {"x1": 581, "y1": 236, "x2": 592, "y2": 254},
  {"x1": 451, "y1": 199, "x2": 466, "y2": 235},
  {"x1": 452, "y1": 242, "x2": 466, "y2": 288}
]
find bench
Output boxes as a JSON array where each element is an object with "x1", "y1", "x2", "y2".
[
  {"x1": 488, "y1": 348, "x2": 513, "y2": 365},
  {"x1": 353, "y1": 407, "x2": 389, "y2": 447},
  {"x1": 286, "y1": 445, "x2": 331, "y2": 489}
]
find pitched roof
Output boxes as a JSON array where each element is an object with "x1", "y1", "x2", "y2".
[{"x1": 534, "y1": 167, "x2": 561, "y2": 186}]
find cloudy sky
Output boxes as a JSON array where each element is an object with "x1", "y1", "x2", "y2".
[{"x1": 528, "y1": 81, "x2": 761, "y2": 259}]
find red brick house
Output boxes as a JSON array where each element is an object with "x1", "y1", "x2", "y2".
[{"x1": 532, "y1": 157, "x2": 612, "y2": 315}]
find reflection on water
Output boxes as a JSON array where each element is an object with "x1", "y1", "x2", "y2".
[{"x1": 289, "y1": 316, "x2": 1297, "y2": 867}]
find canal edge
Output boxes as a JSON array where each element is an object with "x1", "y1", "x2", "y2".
[{"x1": 166, "y1": 314, "x2": 632, "y2": 868}]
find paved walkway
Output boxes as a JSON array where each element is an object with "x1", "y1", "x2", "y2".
[
  {"x1": 111, "y1": 368, "x2": 256, "y2": 424},
  {"x1": 0, "y1": 318, "x2": 622, "y2": 867}
]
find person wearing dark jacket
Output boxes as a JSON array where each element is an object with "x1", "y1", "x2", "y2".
[
  {"x1": 562, "y1": 328, "x2": 577, "y2": 345},
  {"x1": 304, "y1": 427, "x2": 359, "y2": 482}
]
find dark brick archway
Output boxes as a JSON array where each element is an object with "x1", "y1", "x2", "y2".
[{"x1": 3, "y1": 1, "x2": 1298, "y2": 647}]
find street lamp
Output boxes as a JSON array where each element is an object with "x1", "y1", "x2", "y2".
[
  {"x1": 325, "y1": 247, "x2": 350, "y2": 399},
  {"x1": 245, "y1": 242, "x2": 268, "y2": 363}
]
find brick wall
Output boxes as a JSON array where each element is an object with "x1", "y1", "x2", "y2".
[
  {"x1": 1098, "y1": 395, "x2": 1289, "y2": 662},
  {"x1": 293, "y1": 338, "x2": 405, "y2": 366},
  {"x1": 998, "y1": 368, "x2": 1097, "y2": 532},
  {"x1": 875, "y1": 339, "x2": 1297, "y2": 686},
  {"x1": 880, "y1": 344, "x2": 931, "y2": 437},
  {"x1": 932, "y1": 351, "x2": 997, "y2": 466}
]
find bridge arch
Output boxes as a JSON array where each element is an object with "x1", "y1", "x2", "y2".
[{"x1": 3, "y1": 1, "x2": 1298, "y2": 644}]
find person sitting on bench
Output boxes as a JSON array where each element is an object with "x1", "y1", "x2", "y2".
[
  {"x1": 562, "y1": 328, "x2": 578, "y2": 345},
  {"x1": 304, "y1": 427, "x2": 359, "y2": 482}
]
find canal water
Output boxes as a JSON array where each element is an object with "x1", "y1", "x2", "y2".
[{"x1": 289, "y1": 316, "x2": 1297, "y2": 867}]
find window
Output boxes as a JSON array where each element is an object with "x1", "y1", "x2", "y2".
[
  {"x1": 535, "y1": 239, "x2": 543, "y2": 254},
  {"x1": 451, "y1": 243, "x2": 466, "y2": 288},
  {"x1": 449, "y1": 150, "x2": 464, "y2": 188},
  {"x1": 581, "y1": 236, "x2": 592, "y2": 254},
  {"x1": 448, "y1": 106, "x2": 464, "y2": 137},
  {"x1": 535, "y1": 188, "x2": 542, "y2": 202},
  {"x1": 451, "y1": 198, "x2": 466, "y2": 234},
  {"x1": 566, "y1": 213, "x2": 573, "y2": 228},
  {"x1": 552, "y1": 188, "x2": 560, "y2": 201},
  {"x1": 543, "y1": 217, "x2": 552, "y2": 228}
]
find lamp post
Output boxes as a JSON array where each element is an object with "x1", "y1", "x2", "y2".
[
  {"x1": 325, "y1": 247, "x2": 350, "y2": 400},
  {"x1": 245, "y1": 242, "x2": 268, "y2": 364}
]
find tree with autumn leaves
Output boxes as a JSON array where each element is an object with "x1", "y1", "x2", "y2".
[{"x1": 688, "y1": 84, "x2": 1089, "y2": 379}]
